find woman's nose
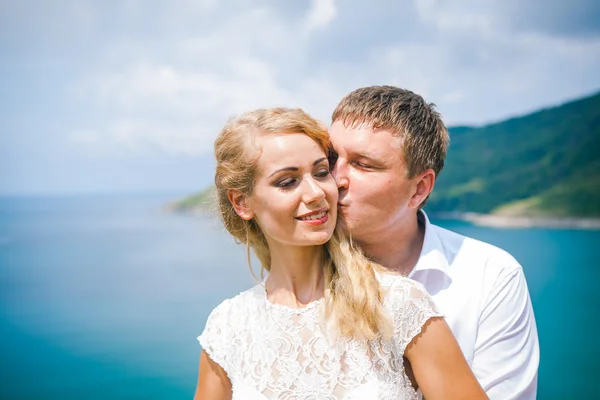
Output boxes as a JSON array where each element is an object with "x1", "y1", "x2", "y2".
[{"x1": 302, "y1": 177, "x2": 326, "y2": 204}]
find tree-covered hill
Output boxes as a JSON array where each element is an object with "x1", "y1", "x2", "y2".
[
  {"x1": 426, "y1": 91, "x2": 600, "y2": 218},
  {"x1": 170, "y1": 91, "x2": 600, "y2": 219}
]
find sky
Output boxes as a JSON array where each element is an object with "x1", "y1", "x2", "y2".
[{"x1": 1, "y1": 0, "x2": 599, "y2": 195}]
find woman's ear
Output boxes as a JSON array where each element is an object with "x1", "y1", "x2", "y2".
[{"x1": 227, "y1": 189, "x2": 254, "y2": 220}]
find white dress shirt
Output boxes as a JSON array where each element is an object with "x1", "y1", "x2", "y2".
[{"x1": 409, "y1": 211, "x2": 540, "y2": 400}]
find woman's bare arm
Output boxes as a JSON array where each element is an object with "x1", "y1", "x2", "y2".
[
  {"x1": 193, "y1": 350, "x2": 232, "y2": 400},
  {"x1": 405, "y1": 317, "x2": 488, "y2": 400}
]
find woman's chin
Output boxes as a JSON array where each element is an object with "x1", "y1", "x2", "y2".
[{"x1": 307, "y1": 231, "x2": 334, "y2": 245}]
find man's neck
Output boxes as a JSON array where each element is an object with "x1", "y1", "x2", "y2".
[{"x1": 357, "y1": 212, "x2": 426, "y2": 276}]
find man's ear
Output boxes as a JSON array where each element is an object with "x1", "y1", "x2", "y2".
[
  {"x1": 227, "y1": 189, "x2": 254, "y2": 220},
  {"x1": 410, "y1": 169, "x2": 435, "y2": 209}
]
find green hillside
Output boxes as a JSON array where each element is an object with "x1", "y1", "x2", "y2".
[
  {"x1": 426, "y1": 91, "x2": 600, "y2": 218},
  {"x1": 166, "y1": 186, "x2": 216, "y2": 214},
  {"x1": 172, "y1": 91, "x2": 600, "y2": 219}
]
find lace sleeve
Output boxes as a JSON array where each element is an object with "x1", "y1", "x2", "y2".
[
  {"x1": 197, "y1": 300, "x2": 231, "y2": 373},
  {"x1": 387, "y1": 278, "x2": 444, "y2": 353}
]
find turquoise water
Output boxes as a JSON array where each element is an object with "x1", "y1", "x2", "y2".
[{"x1": 0, "y1": 194, "x2": 597, "y2": 399}]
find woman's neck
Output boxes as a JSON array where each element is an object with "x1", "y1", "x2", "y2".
[{"x1": 265, "y1": 243, "x2": 325, "y2": 308}]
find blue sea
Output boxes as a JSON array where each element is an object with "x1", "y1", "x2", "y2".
[{"x1": 0, "y1": 193, "x2": 598, "y2": 399}]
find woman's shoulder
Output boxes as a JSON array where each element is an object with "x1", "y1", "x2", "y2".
[
  {"x1": 198, "y1": 285, "x2": 265, "y2": 372},
  {"x1": 376, "y1": 272, "x2": 444, "y2": 350},
  {"x1": 377, "y1": 272, "x2": 428, "y2": 298},
  {"x1": 377, "y1": 272, "x2": 441, "y2": 314},
  {"x1": 206, "y1": 284, "x2": 265, "y2": 323}
]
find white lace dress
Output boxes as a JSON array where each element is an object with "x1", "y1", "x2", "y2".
[{"x1": 198, "y1": 274, "x2": 443, "y2": 400}]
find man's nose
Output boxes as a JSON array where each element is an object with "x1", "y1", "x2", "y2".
[{"x1": 332, "y1": 161, "x2": 349, "y2": 191}]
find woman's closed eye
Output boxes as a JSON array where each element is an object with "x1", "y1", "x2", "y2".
[
  {"x1": 275, "y1": 177, "x2": 298, "y2": 189},
  {"x1": 314, "y1": 168, "x2": 331, "y2": 179},
  {"x1": 274, "y1": 169, "x2": 329, "y2": 190}
]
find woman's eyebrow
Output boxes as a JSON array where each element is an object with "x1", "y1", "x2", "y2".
[
  {"x1": 268, "y1": 157, "x2": 328, "y2": 178},
  {"x1": 313, "y1": 157, "x2": 327, "y2": 166},
  {"x1": 268, "y1": 166, "x2": 298, "y2": 178}
]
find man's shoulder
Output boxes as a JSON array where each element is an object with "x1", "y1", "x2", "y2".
[{"x1": 430, "y1": 222, "x2": 523, "y2": 276}]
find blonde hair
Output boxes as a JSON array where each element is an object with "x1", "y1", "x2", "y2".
[{"x1": 214, "y1": 107, "x2": 392, "y2": 340}]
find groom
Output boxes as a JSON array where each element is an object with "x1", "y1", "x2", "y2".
[{"x1": 328, "y1": 86, "x2": 539, "y2": 399}]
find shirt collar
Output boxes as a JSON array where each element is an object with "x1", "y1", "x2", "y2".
[{"x1": 408, "y1": 210, "x2": 451, "y2": 278}]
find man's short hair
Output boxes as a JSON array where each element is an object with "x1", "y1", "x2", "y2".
[{"x1": 332, "y1": 85, "x2": 449, "y2": 179}]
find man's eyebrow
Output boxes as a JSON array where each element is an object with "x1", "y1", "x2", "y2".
[
  {"x1": 268, "y1": 157, "x2": 328, "y2": 178},
  {"x1": 353, "y1": 152, "x2": 379, "y2": 162}
]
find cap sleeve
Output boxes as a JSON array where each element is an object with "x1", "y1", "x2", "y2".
[
  {"x1": 387, "y1": 278, "x2": 444, "y2": 353},
  {"x1": 197, "y1": 299, "x2": 231, "y2": 373}
]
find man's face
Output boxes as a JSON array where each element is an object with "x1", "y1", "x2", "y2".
[{"x1": 329, "y1": 121, "x2": 418, "y2": 242}]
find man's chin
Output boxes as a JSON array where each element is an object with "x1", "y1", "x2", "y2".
[
  {"x1": 337, "y1": 213, "x2": 373, "y2": 243},
  {"x1": 335, "y1": 211, "x2": 349, "y2": 228},
  {"x1": 336, "y1": 212, "x2": 357, "y2": 234}
]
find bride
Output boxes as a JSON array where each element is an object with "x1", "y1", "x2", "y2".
[{"x1": 193, "y1": 108, "x2": 487, "y2": 400}]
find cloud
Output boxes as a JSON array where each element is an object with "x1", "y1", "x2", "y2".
[
  {"x1": 414, "y1": 0, "x2": 600, "y2": 38},
  {"x1": 3, "y1": 0, "x2": 600, "y2": 193},
  {"x1": 306, "y1": 0, "x2": 337, "y2": 30},
  {"x1": 69, "y1": 130, "x2": 101, "y2": 145},
  {"x1": 496, "y1": 0, "x2": 600, "y2": 38},
  {"x1": 65, "y1": 0, "x2": 600, "y2": 156},
  {"x1": 70, "y1": 1, "x2": 345, "y2": 155}
]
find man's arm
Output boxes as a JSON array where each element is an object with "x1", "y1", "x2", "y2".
[{"x1": 473, "y1": 265, "x2": 539, "y2": 399}]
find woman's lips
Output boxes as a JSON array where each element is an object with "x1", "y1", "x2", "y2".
[{"x1": 297, "y1": 210, "x2": 329, "y2": 225}]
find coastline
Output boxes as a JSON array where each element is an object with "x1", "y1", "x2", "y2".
[
  {"x1": 433, "y1": 212, "x2": 600, "y2": 230},
  {"x1": 164, "y1": 190, "x2": 600, "y2": 231}
]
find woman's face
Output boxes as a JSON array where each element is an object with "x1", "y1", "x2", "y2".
[{"x1": 247, "y1": 132, "x2": 338, "y2": 248}]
